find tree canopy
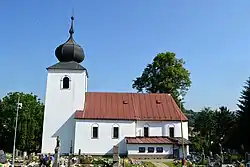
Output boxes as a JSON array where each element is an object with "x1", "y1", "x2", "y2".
[
  {"x1": 235, "y1": 77, "x2": 250, "y2": 152},
  {"x1": 132, "y1": 52, "x2": 191, "y2": 102},
  {"x1": 0, "y1": 92, "x2": 44, "y2": 153},
  {"x1": 190, "y1": 106, "x2": 236, "y2": 154}
]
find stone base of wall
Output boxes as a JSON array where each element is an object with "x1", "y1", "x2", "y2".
[{"x1": 127, "y1": 154, "x2": 173, "y2": 159}]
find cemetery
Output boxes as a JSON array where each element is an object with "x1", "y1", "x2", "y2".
[
  {"x1": 1, "y1": 138, "x2": 250, "y2": 167},
  {"x1": 0, "y1": 137, "x2": 151, "y2": 167}
]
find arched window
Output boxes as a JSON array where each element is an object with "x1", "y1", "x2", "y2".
[
  {"x1": 62, "y1": 76, "x2": 70, "y2": 89},
  {"x1": 112, "y1": 124, "x2": 119, "y2": 139},
  {"x1": 143, "y1": 124, "x2": 149, "y2": 137},
  {"x1": 168, "y1": 124, "x2": 175, "y2": 138},
  {"x1": 91, "y1": 123, "x2": 99, "y2": 139}
]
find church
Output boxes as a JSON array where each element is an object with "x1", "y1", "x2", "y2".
[{"x1": 41, "y1": 17, "x2": 190, "y2": 159}]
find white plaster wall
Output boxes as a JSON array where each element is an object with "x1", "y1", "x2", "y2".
[
  {"x1": 74, "y1": 120, "x2": 189, "y2": 155},
  {"x1": 127, "y1": 144, "x2": 173, "y2": 155},
  {"x1": 136, "y1": 121, "x2": 189, "y2": 139},
  {"x1": 41, "y1": 69, "x2": 87, "y2": 154},
  {"x1": 74, "y1": 120, "x2": 136, "y2": 155}
]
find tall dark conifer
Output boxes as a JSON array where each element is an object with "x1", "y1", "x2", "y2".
[{"x1": 237, "y1": 77, "x2": 250, "y2": 152}]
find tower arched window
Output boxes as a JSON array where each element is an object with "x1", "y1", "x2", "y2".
[{"x1": 62, "y1": 76, "x2": 70, "y2": 89}]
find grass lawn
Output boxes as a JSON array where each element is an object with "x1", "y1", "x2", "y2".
[
  {"x1": 142, "y1": 162, "x2": 157, "y2": 167},
  {"x1": 164, "y1": 161, "x2": 207, "y2": 167},
  {"x1": 164, "y1": 161, "x2": 181, "y2": 167}
]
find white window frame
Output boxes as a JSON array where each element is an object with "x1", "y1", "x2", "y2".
[
  {"x1": 91, "y1": 123, "x2": 99, "y2": 139},
  {"x1": 60, "y1": 75, "x2": 71, "y2": 90},
  {"x1": 112, "y1": 124, "x2": 119, "y2": 139}
]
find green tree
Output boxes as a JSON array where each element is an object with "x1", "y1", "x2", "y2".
[
  {"x1": 235, "y1": 77, "x2": 250, "y2": 152},
  {"x1": 132, "y1": 52, "x2": 191, "y2": 105},
  {"x1": 210, "y1": 106, "x2": 236, "y2": 154},
  {"x1": 0, "y1": 92, "x2": 44, "y2": 153},
  {"x1": 191, "y1": 106, "x2": 237, "y2": 154},
  {"x1": 184, "y1": 109, "x2": 197, "y2": 127},
  {"x1": 193, "y1": 107, "x2": 215, "y2": 153},
  {"x1": 213, "y1": 107, "x2": 236, "y2": 142}
]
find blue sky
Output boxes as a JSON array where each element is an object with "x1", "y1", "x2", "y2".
[{"x1": 0, "y1": 0, "x2": 250, "y2": 111}]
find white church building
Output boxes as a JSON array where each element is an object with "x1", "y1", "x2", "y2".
[{"x1": 41, "y1": 17, "x2": 190, "y2": 159}]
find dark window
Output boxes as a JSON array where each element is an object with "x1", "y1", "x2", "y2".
[
  {"x1": 144, "y1": 127, "x2": 149, "y2": 137},
  {"x1": 169, "y1": 127, "x2": 174, "y2": 138},
  {"x1": 92, "y1": 127, "x2": 98, "y2": 138},
  {"x1": 156, "y1": 147, "x2": 163, "y2": 153},
  {"x1": 139, "y1": 147, "x2": 145, "y2": 153},
  {"x1": 113, "y1": 127, "x2": 119, "y2": 138},
  {"x1": 62, "y1": 77, "x2": 70, "y2": 89},
  {"x1": 148, "y1": 147, "x2": 154, "y2": 153}
]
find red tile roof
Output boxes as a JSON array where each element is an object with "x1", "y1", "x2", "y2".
[
  {"x1": 75, "y1": 92, "x2": 188, "y2": 121},
  {"x1": 126, "y1": 136, "x2": 174, "y2": 144},
  {"x1": 125, "y1": 136, "x2": 191, "y2": 145}
]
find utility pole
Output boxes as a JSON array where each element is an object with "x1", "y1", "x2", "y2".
[
  {"x1": 12, "y1": 95, "x2": 22, "y2": 167},
  {"x1": 179, "y1": 95, "x2": 185, "y2": 167}
]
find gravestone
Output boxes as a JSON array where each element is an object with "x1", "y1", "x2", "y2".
[
  {"x1": 219, "y1": 143, "x2": 224, "y2": 164},
  {"x1": 113, "y1": 145, "x2": 119, "y2": 167},
  {"x1": 15, "y1": 149, "x2": 19, "y2": 157},
  {"x1": 246, "y1": 161, "x2": 250, "y2": 167},
  {"x1": 214, "y1": 154, "x2": 222, "y2": 167},
  {"x1": 245, "y1": 153, "x2": 250, "y2": 161},
  {"x1": 53, "y1": 136, "x2": 61, "y2": 167},
  {"x1": 77, "y1": 149, "x2": 81, "y2": 164},
  {"x1": 0, "y1": 150, "x2": 6, "y2": 164},
  {"x1": 23, "y1": 151, "x2": 27, "y2": 159},
  {"x1": 209, "y1": 151, "x2": 213, "y2": 157}
]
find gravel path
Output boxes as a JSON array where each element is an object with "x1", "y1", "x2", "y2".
[{"x1": 152, "y1": 162, "x2": 169, "y2": 167}]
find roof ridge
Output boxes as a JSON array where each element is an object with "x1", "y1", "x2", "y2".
[
  {"x1": 86, "y1": 92, "x2": 171, "y2": 95},
  {"x1": 125, "y1": 136, "x2": 168, "y2": 138}
]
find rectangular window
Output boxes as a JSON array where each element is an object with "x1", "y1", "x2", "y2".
[
  {"x1": 144, "y1": 127, "x2": 149, "y2": 137},
  {"x1": 156, "y1": 147, "x2": 163, "y2": 153},
  {"x1": 113, "y1": 127, "x2": 119, "y2": 139},
  {"x1": 139, "y1": 147, "x2": 145, "y2": 153},
  {"x1": 147, "y1": 147, "x2": 154, "y2": 153},
  {"x1": 92, "y1": 127, "x2": 98, "y2": 138},
  {"x1": 169, "y1": 127, "x2": 174, "y2": 138}
]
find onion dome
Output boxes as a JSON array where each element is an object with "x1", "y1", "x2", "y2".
[{"x1": 55, "y1": 16, "x2": 85, "y2": 63}]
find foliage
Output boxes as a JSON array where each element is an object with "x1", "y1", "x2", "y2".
[
  {"x1": 164, "y1": 160, "x2": 207, "y2": 167},
  {"x1": 184, "y1": 109, "x2": 197, "y2": 127},
  {"x1": 142, "y1": 162, "x2": 156, "y2": 167},
  {"x1": 164, "y1": 161, "x2": 181, "y2": 167},
  {"x1": 132, "y1": 52, "x2": 191, "y2": 106},
  {"x1": 187, "y1": 77, "x2": 250, "y2": 155},
  {"x1": 235, "y1": 77, "x2": 250, "y2": 152},
  {"x1": 221, "y1": 78, "x2": 250, "y2": 153},
  {"x1": 0, "y1": 92, "x2": 44, "y2": 153},
  {"x1": 190, "y1": 106, "x2": 236, "y2": 154}
]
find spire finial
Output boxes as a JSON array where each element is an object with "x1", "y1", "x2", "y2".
[{"x1": 69, "y1": 9, "x2": 74, "y2": 35}]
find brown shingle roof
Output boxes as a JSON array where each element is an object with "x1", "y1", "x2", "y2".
[
  {"x1": 126, "y1": 136, "x2": 174, "y2": 144},
  {"x1": 125, "y1": 136, "x2": 191, "y2": 145},
  {"x1": 75, "y1": 92, "x2": 188, "y2": 121}
]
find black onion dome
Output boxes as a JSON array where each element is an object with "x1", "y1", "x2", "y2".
[{"x1": 55, "y1": 16, "x2": 85, "y2": 63}]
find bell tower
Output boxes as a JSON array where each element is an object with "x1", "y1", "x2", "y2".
[{"x1": 41, "y1": 16, "x2": 88, "y2": 154}]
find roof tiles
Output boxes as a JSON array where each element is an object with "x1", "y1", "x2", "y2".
[
  {"x1": 125, "y1": 136, "x2": 190, "y2": 144},
  {"x1": 75, "y1": 92, "x2": 187, "y2": 121}
]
